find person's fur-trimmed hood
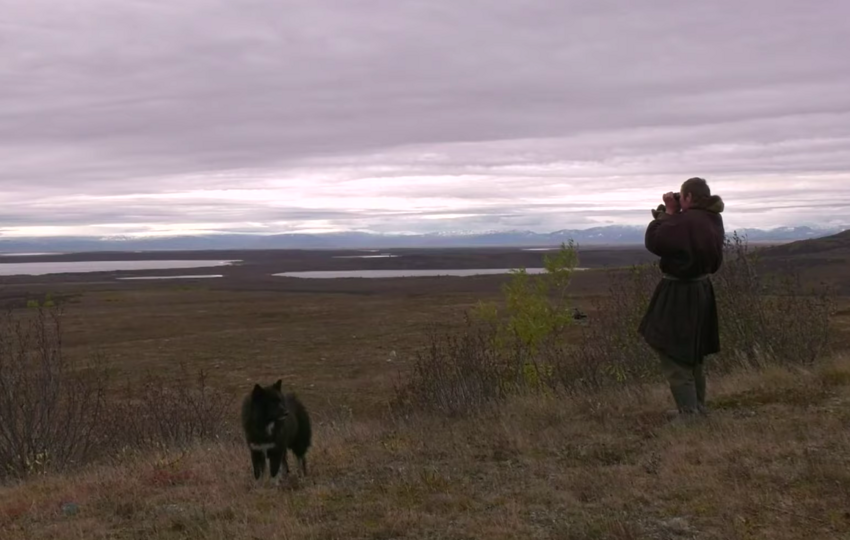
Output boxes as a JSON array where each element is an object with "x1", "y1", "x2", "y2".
[{"x1": 694, "y1": 195, "x2": 725, "y2": 214}]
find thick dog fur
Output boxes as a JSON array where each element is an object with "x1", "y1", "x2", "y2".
[{"x1": 240, "y1": 379, "x2": 312, "y2": 481}]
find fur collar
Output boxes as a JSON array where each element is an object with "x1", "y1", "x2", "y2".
[{"x1": 692, "y1": 195, "x2": 724, "y2": 213}]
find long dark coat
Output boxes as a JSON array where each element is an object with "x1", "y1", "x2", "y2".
[{"x1": 638, "y1": 196, "x2": 726, "y2": 366}]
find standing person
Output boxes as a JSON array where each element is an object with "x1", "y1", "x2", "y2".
[{"x1": 639, "y1": 177, "x2": 726, "y2": 417}]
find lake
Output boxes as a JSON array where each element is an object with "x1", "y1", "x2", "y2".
[
  {"x1": 117, "y1": 274, "x2": 224, "y2": 280},
  {"x1": 332, "y1": 254, "x2": 400, "y2": 259},
  {"x1": 273, "y1": 268, "x2": 587, "y2": 279},
  {"x1": 0, "y1": 252, "x2": 65, "y2": 257},
  {"x1": 0, "y1": 260, "x2": 237, "y2": 277}
]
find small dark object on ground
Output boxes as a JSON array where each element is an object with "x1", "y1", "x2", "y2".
[{"x1": 573, "y1": 307, "x2": 588, "y2": 320}]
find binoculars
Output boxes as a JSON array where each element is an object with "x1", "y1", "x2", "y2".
[{"x1": 651, "y1": 192, "x2": 681, "y2": 219}]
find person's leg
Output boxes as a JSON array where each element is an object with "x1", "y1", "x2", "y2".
[
  {"x1": 657, "y1": 350, "x2": 699, "y2": 414},
  {"x1": 693, "y1": 361, "x2": 707, "y2": 414}
]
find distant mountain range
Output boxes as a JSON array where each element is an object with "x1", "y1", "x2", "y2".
[{"x1": 0, "y1": 225, "x2": 845, "y2": 253}]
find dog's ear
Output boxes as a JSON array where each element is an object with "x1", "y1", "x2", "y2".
[
  {"x1": 273, "y1": 379, "x2": 282, "y2": 392},
  {"x1": 251, "y1": 384, "x2": 265, "y2": 400}
]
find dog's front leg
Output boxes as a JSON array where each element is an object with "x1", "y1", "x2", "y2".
[
  {"x1": 267, "y1": 448, "x2": 285, "y2": 485},
  {"x1": 250, "y1": 450, "x2": 266, "y2": 480}
]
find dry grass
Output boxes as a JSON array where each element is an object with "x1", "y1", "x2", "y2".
[
  {"x1": 2, "y1": 355, "x2": 849, "y2": 539},
  {"x1": 2, "y1": 252, "x2": 850, "y2": 539},
  {"x1": 51, "y1": 285, "x2": 484, "y2": 417}
]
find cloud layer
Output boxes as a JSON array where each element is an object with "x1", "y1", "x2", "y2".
[{"x1": 2, "y1": 0, "x2": 849, "y2": 236}]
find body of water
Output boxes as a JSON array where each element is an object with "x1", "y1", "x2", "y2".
[
  {"x1": 274, "y1": 268, "x2": 588, "y2": 279},
  {"x1": 0, "y1": 252, "x2": 65, "y2": 257},
  {"x1": 0, "y1": 260, "x2": 237, "y2": 277},
  {"x1": 117, "y1": 274, "x2": 224, "y2": 280},
  {"x1": 332, "y1": 254, "x2": 400, "y2": 259}
]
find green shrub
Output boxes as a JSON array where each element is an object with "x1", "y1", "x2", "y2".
[{"x1": 394, "y1": 242, "x2": 581, "y2": 415}]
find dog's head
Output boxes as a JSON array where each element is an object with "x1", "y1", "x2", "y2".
[{"x1": 251, "y1": 379, "x2": 289, "y2": 423}]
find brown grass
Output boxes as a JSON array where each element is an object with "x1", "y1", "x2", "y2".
[
  {"x1": 1, "y1": 355, "x2": 849, "y2": 539},
  {"x1": 1, "y1": 246, "x2": 850, "y2": 539}
]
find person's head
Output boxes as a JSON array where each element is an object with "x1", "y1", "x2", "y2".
[{"x1": 679, "y1": 177, "x2": 711, "y2": 211}]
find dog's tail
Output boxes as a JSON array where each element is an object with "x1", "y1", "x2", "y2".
[{"x1": 287, "y1": 393, "x2": 312, "y2": 457}]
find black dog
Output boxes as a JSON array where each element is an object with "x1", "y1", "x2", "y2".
[{"x1": 240, "y1": 379, "x2": 312, "y2": 482}]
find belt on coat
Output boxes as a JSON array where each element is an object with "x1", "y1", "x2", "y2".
[{"x1": 662, "y1": 273, "x2": 709, "y2": 282}]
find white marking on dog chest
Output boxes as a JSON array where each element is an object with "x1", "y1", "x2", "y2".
[
  {"x1": 249, "y1": 443, "x2": 275, "y2": 452},
  {"x1": 265, "y1": 422, "x2": 275, "y2": 436}
]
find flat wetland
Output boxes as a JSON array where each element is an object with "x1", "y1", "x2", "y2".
[{"x1": 1, "y1": 245, "x2": 849, "y2": 539}]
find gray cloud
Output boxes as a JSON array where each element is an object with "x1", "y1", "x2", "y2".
[{"x1": 1, "y1": 0, "x2": 849, "y2": 235}]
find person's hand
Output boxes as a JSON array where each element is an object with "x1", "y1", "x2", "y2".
[{"x1": 662, "y1": 192, "x2": 680, "y2": 214}]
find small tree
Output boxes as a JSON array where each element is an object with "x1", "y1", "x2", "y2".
[
  {"x1": 473, "y1": 241, "x2": 580, "y2": 352},
  {"x1": 470, "y1": 241, "x2": 581, "y2": 389},
  {"x1": 392, "y1": 241, "x2": 583, "y2": 414}
]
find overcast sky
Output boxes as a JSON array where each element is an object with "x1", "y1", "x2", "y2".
[{"x1": 2, "y1": 0, "x2": 849, "y2": 237}]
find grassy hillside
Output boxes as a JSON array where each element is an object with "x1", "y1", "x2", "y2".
[
  {"x1": 746, "y1": 230, "x2": 850, "y2": 294},
  {"x1": 757, "y1": 229, "x2": 850, "y2": 258},
  {"x1": 1, "y1": 356, "x2": 849, "y2": 539}
]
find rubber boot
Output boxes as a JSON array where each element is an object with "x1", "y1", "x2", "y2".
[
  {"x1": 658, "y1": 351, "x2": 699, "y2": 417},
  {"x1": 669, "y1": 381, "x2": 700, "y2": 415}
]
